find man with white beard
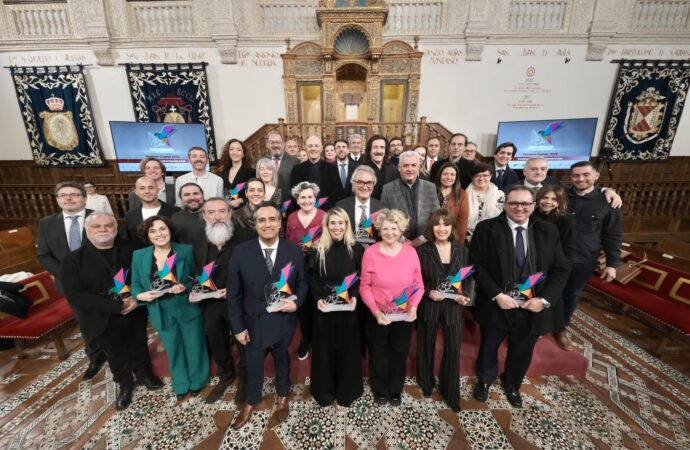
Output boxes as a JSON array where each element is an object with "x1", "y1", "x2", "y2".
[{"x1": 192, "y1": 197, "x2": 254, "y2": 403}]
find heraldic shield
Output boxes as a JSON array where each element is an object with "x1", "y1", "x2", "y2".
[{"x1": 625, "y1": 87, "x2": 666, "y2": 144}]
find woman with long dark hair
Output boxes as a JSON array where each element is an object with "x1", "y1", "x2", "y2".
[
  {"x1": 434, "y1": 161, "x2": 469, "y2": 244},
  {"x1": 216, "y1": 139, "x2": 254, "y2": 209}
]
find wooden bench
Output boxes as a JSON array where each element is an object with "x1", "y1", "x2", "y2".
[
  {"x1": 586, "y1": 247, "x2": 690, "y2": 355},
  {"x1": 0, "y1": 271, "x2": 74, "y2": 359}
]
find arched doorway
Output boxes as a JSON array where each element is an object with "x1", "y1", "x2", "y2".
[{"x1": 335, "y1": 63, "x2": 368, "y2": 122}]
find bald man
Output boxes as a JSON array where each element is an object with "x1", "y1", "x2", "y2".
[
  {"x1": 289, "y1": 135, "x2": 345, "y2": 210},
  {"x1": 124, "y1": 176, "x2": 180, "y2": 248}
]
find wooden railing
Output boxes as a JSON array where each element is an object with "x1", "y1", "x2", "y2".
[{"x1": 242, "y1": 117, "x2": 454, "y2": 163}]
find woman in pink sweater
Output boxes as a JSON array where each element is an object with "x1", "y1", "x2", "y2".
[{"x1": 360, "y1": 208, "x2": 423, "y2": 406}]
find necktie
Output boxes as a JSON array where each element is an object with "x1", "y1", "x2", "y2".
[
  {"x1": 273, "y1": 157, "x2": 281, "y2": 170},
  {"x1": 428, "y1": 159, "x2": 435, "y2": 171},
  {"x1": 68, "y1": 215, "x2": 81, "y2": 251},
  {"x1": 515, "y1": 226, "x2": 525, "y2": 277},
  {"x1": 339, "y1": 164, "x2": 347, "y2": 189},
  {"x1": 496, "y1": 169, "x2": 504, "y2": 180},
  {"x1": 530, "y1": 185, "x2": 540, "y2": 196},
  {"x1": 359, "y1": 204, "x2": 368, "y2": 230},
  {"x1": 264, "y1": 248, "x2": 274, "y2": 273}
]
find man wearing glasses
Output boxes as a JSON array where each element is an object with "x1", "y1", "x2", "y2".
[
  {"x1": 336, "y1": 165, "x2": 385, "y2": 236},
  {"x1": 470, "y1": 185, "x2": 569, "y2": 408},
  {"x1": 37, "y1": 181, "x2": 106, "y2": 380}
]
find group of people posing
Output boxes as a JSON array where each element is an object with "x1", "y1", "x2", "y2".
[{"x1": 36, "y1": 130, "x2": 622, "y2": 431}]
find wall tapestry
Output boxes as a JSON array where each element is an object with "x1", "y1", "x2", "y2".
[
  {"x1": 125, "y1": 63, "x2": 217, "y2": 162},
  {"x1": 10, "y1": 65, "x2": 105, "y2": 167},
  {"x1": 601, "y1": 60, "x2": 690, "y2": 162}
]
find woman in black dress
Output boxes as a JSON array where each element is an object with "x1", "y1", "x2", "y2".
[
  {"x1": 534, "y1": 185, "x2": 576, "y2": 348},
  {"x1": 216, "y1": 138, "x2": 254, "y2": 209},
  {"x1": 308, "y1": 207, "x2": 364, "y2": 407},
  {"x1": 416, "y1": 208, "x2": 474, "y2": 412}
]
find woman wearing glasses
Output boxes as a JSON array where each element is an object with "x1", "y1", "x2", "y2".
[{"x1": 466, "y1": 163, "x2": 505, "y2": 241}]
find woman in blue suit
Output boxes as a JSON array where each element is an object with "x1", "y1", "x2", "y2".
[{"x1": 131, "y1": 215, "x2": 209, "y2": 399}]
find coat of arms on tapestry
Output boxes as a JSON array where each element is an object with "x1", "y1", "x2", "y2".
[
  {"x1": 10, "y1": 65, "x2": 105, "y2": 167},
  {"x1": 601, "y1": 60, "x2": 690, "y2": 162},
  {"x1": 125, "y1": 63, "x2": 217, "y2": 162}
]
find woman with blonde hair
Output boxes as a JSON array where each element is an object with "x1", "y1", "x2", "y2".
[
  {"x1": 308, "y1": 207, "x2": 364, "y2": 406},
  {"x1": 360, "y1": 208, "x2": 423, "y2": 406},
  {"x1": 255, "y1": 157, "x2": 282, "y2": 204}
]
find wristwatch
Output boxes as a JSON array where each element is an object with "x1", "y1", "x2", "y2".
[{"x1": 540, "y1": 298, "x2": 551, "y2": 308}]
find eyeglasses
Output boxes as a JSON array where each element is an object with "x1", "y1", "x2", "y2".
[
  {"x1": 56, "y1": 193, "x2": 83, "y2": 199},
  {"x1": 505, "y1": 201, "x2": 535, "y2": 209},
  {"x1": 354, "y1": 180, "x2": 374, "y2": 188}
]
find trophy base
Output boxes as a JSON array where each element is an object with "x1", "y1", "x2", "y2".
[
  {"x1": 321, "y1": 303, "x2": 356, "y2": 312},
  {"x1": 356, "y1": 237, "x2": 375, "y2": 244},
  {"x1": 266, "y1": 295, "x2": 297, "y2": 312},
  {"x1": 438, "y1": 292, "x2": 457, "y2": 300},
  {"x1": 385, "y1": 312, "x2": 409, "y2": 322},
  {"x1": 189, "y1": 290, "x2": 225, "y2": 303}
]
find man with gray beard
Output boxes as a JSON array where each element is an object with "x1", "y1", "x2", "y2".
[{"x1": 192, "y1": 197, "x2": 254, "y2": 403}]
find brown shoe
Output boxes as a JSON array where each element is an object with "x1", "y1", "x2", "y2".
[
  {"x1": 554, "y1": 331, "x2": 572, "y2": 350},
  {"x1": 231, "y1": 404, "x2": 254, "y2": 430},
  {"x1": 275, "y1": 396, "x2": 289, "y2": 423}
]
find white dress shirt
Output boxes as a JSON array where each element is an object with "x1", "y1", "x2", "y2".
[{"x1": 354, "y1": 198, "x2": 371, "y2": 227}]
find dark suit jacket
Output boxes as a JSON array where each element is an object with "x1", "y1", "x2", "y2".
[
  {"x1": 218, "y1": 165, "x2": 255, "y2": 197},
  {"x1": 335, "y1": 196, "x2": 385, "y2": 236},
  {"x1": 290, "y1": 160, "x2": 345, "y2": 210},
  {"x1": 277, "y1": 154, "x2": 298, "y2": 202},
  {"x1": 36, "y1": 209, "x2": 93, "y2": 291},
  {"x1": 417, "y1": 242, "x2": 475, "y2": 326},
  {"x1": 429, "y1": 158, "x2": 474, "y2": 189},
  {"x1": 124, "y1": 201, "x2": 180, "y2": 248},
  {"x1": 469, "y1": 213, "x2": 570, "y2": 335},
  {"x1": 335, "y1": 158, "x2": 361, "y2": 195},
  {"x1": 227, "y1": 238, "x2": 308, "y2": 348},
  {"x1": 60, "y1": 238, "x2": 139, "y2": 339},
  {"x1": 490, "y1": 165, "x2": 519, "y2": 190},
  {"x1": 504, "y1": 176, "x2": 561, "y2": 194},
  {"x1": 366, "y1": 162, "x2": 399, "y2": 199},
  {"x1": 380, "y1": 178, "x2": 440, "y2": 238}
]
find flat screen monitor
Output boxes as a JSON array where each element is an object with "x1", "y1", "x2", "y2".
[
  {"x1": 109, "y1": 121, "x2": 208, "y2": 172},
  {"x1": 496, "y1": 118, "x2": 598, "y2": 170}
]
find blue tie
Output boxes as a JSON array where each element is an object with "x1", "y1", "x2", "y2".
[
  {"x1": 515, "y1": 226, "x2": 525, "y2": 278},
  {"x1": 68, "y1": 216, "x2": 81, "y2": 251},
  {"x1": 496, "y1": 169, "x2": 504, "y2": 180},
  {"x1": 339, "y1": 164, "x2": 347, "y2": 189}
]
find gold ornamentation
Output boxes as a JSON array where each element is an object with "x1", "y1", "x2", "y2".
[
  {"x1": 39, "y1": 110, "x2": 79, "y2": 151},
  {"x1": 668, "y1": 277, "x2": 690, "y2": 306},
  {"x1": 631, "y1": 264, "x2": 668, "y2": 292}
]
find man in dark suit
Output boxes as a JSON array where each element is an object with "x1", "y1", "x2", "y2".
[
  {"x1": 267, "y1": 130, "x2": 298, "y2": 201},
  {"x1": 470, "y1": 185, "x2": 570, "y2": 407},
  {"x1": 348, "y1": 133, "x2": 364, "y2": 163},
  {"x1": 36, "y1": 181, "x2": 105, "y2": 379},
  {"x1": 61, "y1": 213, "x2": 162, "y2": 410},
  {"x1": 124, "y1": 176, "x2": 179, "y2": 248},
  {"x1": 336, "y1": 165, "x2": 384, "y2": 237},
  {"x1": 192, "y1": 197, "x2": 255, "y2": 404},
  {"x1": 490, "y1": 142, "x2": 520, "y2": 190},
  {"x1": 334, "y1": 139, "x2": 360, "y2": 195},
  {"x1": 381, "y1": 151, "x2": 440, "y2": 244},
  {"x1": 290, "y1": 135, "x2": 345, "y2": 210},
  {"x1": 227, "y1": 202, "x2": 308, "y2": 429},
  {"x1": 429, "y1": 133, "x2": 474, "y2": 188}
]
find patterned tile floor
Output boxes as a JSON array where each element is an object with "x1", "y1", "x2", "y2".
[{"x1": 0, "y1": 307, "x2": 688, "y2": 449}]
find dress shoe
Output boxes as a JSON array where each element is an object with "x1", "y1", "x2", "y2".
[
  {"x1": 297, "y1": 341, "x2": 310, "y2": 361},
  {"x1": 554, "y1": 331, "x2": 573, "y2": 350},
  {"x1": 502, "y1": 383, "x2": 523, "y2": 408},
  {"x1": 231, "y1": 404, "x2": 254, "y2": 430},
  {"x1": 389, "y1": 394, "x2": 402, "y2": 406},
  {"x1": 205, "y1": 378, "x2": 233, "y2": 404},
  {"x1": 82, "y1": 353, "x2": 106, "y2": 380},
  {"x1": 275, "y1": 396, "x2": 289, "y2": 423},
  {"x1": 116, "y1": 386, "x2": 133, "y2": 411},
  {"x1": 422, "y1": 391, "x2": 432, "y2": 399},
  {"x1": 138, "y1": 375, "x2": 163, "y2": 391},
  {"x1": 374, "y1": 393, "x2": 388, "y2": 405},
  {"x1": 235, "y1": 381, "x2": 247, "y2": 406},
  {"x1": 473, "y1": 382, "x2": 489, "y2": 402}
]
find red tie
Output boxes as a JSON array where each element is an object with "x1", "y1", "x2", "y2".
[{"x1": 274, "y1": 157, "x2": 281, "y2": 170}]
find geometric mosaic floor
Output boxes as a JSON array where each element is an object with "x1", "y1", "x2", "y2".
[{"x1": 0, "y1": 309, "x2": 688, "y2": 449}]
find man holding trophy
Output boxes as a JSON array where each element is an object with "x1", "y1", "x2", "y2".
[
  {"x1": 470, "y1": 186, "x2": 569, "y2": 408},
  {"x1": 227, "y1": 202, "x2": 308, "y2": 429}
]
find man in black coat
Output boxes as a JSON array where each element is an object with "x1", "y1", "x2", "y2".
[
  {"x1": 489, "y1": 142, "x2": 520, "y2": 190},
  {"x1": 124, "y1": 176, "x2": 179, "y2": 248},
  {"x1": 267, "y1": 130, "x2": 299, "y2": 202},
  {"x1": 429, "y1": 133, "x2": 474, "y2": 188},
  {"x1": 336, "y1": 165, "x2": 385, "y2": 239},
  {"x1": 290, "y1": 135, "x2": 345, "y2": 210},
  {"x1": 171, "y1": 182, "x2": 205, "y2": 244},
  {"x1": 334, "y1": 139, "x2": 360, "y2": 195},
  {"x1": 36, "y1": 181, "x2": 105, "y2": 379},
  {"x1": 470, "y1": 186, "x2": 570, "y2": 407},
  {"x1": 61, "y1": 212, "x2": 162, "y2": 410},
  {"x1": 227, "y1": 203, "x2": 308, "y2": 429}
]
